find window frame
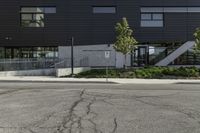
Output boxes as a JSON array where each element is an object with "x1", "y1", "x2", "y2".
[
  {"x1": 20, "y1": 13, "x2": 44, "y2": 28},
  {"x1": 20, "y1": 6, "x2": 56, "y2": 28},
  {"x1": 140, "y1": 13, "x2": 164, "y2": 28}
]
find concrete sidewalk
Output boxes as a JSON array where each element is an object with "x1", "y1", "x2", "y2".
[{"x1": 0, "y1": 76, "x2": 200, "y2": 84}]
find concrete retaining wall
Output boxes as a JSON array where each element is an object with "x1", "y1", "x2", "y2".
[
  {"x1": 58, "y1": 44, "x2": 131, "y2": 68},
  {"x1": 0, "y1": 67, "x2": 90, "y2": 77},
  {"x1": 0, "y1": 69, "x2": 55, "y2": 77},
  {"x1": 56, "y1": 67, "x2": 90, "y2": 77}
]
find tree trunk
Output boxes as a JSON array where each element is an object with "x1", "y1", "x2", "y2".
[{"x1": 123, "y1": 54, "x2": 127, "y2": 69}]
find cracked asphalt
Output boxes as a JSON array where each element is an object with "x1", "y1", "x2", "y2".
[{"x1": 0, "y1": 82, "x2": 200, "y2": 133}]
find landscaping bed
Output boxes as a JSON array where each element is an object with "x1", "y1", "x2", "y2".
[{"x1": 75, "y1": 67, "x2": 200, "y2": 79}]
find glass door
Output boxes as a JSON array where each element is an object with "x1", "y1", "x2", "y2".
[
  {"x1": 132, "y1": 46, "x2": 149, "y2": 67},
  {"x1": 5, "y1": 48, "x2": 12, "y2": 58}
]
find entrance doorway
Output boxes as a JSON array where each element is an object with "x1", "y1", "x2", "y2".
[{"x1": 132, "y1": 45, "x2": 149, "y2": 67}]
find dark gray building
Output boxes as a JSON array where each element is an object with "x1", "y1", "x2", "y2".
[{"x1": 0, "y1": 0, "x2": 200, "y2": 59}]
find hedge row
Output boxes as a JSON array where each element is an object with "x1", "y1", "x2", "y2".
[{"x1": 75, "y1": 67, "x2": 200, "y2": 79}]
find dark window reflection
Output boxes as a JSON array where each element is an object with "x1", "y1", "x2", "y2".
[{"x1": 1, "y1": 47, "x2": 58, "y2": 59}]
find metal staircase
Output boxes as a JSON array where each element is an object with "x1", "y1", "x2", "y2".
[{"x1": 155, "y1": 41, "x2": 195, "y2": 66}]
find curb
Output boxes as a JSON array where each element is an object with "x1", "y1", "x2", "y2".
[
  {"x1": 0, "y1": 77, "x2": 200, "y2": 84},
  {"x1": 0, "y1": 80, "x2": 117, "y2": 84}
]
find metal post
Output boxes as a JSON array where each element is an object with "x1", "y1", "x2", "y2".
[
  {"x1": 106, "y1": 65, "x2": 108, "y2": 82},
  {"x1": 105, "y1": 50, "x2": 110, "y2": 82},
  {"x1": 71, "y1": 37, "x2": 74, "y2": 76}
]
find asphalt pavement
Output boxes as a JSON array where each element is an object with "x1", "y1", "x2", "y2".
[{"x1": 0, "y1": 82, "x2": 200, "y2": 133}]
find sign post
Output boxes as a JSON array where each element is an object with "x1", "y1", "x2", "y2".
[
  {"x1": 105, "y1": 51, "x2": 110, "y2": 82},
  {"x1": 71, "y1": 37, "x2": 74, "y2": 76}
]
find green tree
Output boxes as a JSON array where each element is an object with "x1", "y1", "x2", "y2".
[
  {"x1": 194, "y1": 27, "x2": 200, "y2": 53},
  {"x1": 113, "y1": 17, "x2": 138, "y2": 68}
]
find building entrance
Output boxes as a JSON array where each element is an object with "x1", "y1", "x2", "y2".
[{"x1": 132, "y1": 45, "x2": 149, "y2": 67}]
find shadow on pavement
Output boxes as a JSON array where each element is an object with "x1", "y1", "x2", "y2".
[{"x1": 175, "y1": 82, "x2": 200, "y2": 84}]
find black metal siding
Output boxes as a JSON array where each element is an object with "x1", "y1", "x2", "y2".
[{"x1": 0, "y1": 0, "x2": 200, "y2": 47}]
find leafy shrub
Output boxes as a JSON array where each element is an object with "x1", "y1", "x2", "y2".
[
  {"x1": 75, "y1": 67, "x2": 200, "y2": 79},
  {"x1": 163, "y1": 67, "x2": 199, "y2": 77},
  {"x1": 76, "y1": 69, "x2": 119, "y2": 78},
  {"x1": 134, "y1": 67, "x2": 164, "y2": 78}
]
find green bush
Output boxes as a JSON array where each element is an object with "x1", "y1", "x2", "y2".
[
  {"x1": 75, "y1": 67, "x2": 200, "y2": 79},
  {"x1": 162, "y1": 67, "x2": 199, "y2": 77},
  {"x1": 76, "y1": 69, "x2": 120, "y2": 78},
  {"x1": 134, "y1": 67, "x2": 164, "y2": 78}
]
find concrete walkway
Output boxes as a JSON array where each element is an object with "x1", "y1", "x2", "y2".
[{"x1": 0, "y1": 76, "x2": 199, "y2": 84}]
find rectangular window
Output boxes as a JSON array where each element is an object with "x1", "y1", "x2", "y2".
[
  {"x1": 21, "y1": 7, "x2": 44, "y2": 13},
  {"x1": 141, "y1": 13, "x2": 163, "y2": 27},
  {"x1": 93, "y1": 7, "x2": 116, "y2": 14},
  {"x1": 141, "y1": 14, "x2": 151, "y2": 20},
  {"x1": 20, "y1": 7, "x2": 56, "y2": 28},
  {"x1": 21, "y1": 7, "x2": 56, "y2": 14},
  {"x1": 0, "y1": 47, "x2": 58, "y2": 59},
  {"x1": 152, "y1": 14, "x2": 163, "y2": 20},
  {"x1": 21, "y1": 13, "x2": 44, "y2": 27},
  {"x1": 44, "y1": 7, "x2": 56, "y2": 13}
]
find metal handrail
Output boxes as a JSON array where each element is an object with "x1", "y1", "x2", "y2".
[
  {"x1": 0, "y1": 58, "x2": 59, "y2": 71},
  {"x1": 0, "y1": 57, "x2": 90, "y2": 71}
]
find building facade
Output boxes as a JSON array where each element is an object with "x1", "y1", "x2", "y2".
[{"x1": 0, "y1": 0, "x2": 200, "y2": 61}]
